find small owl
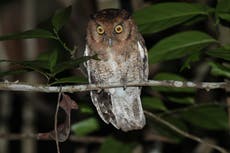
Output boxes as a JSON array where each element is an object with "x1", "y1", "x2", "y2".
[{"x1": 84, "y1": 9, "x2": 148, "y2": 131}]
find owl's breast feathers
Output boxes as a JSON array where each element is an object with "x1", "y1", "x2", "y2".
[{"x1": 86, "y1": 41, "x2": 145, "y2": 82}]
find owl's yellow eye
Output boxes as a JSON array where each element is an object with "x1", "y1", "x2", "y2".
[
  {"x1": 114, "y1": 25, "x2": 123, "y2": 34},
  {"x1": 96, "y1": 26, "x2": 105, "y2": 35}
]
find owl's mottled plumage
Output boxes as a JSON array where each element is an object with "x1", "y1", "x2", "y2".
[{"x1": 84, "y1": 9, "x2": 148, "y2": 131}]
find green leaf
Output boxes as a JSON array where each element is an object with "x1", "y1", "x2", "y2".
[
  {"x1": 0, "y1": 29, "x2": 56, "y2": 41},
  {"x1": 149, "y1": 31, "x2": 217, "y2": 63},
  {"x1": 133, "y1": 3, "x2": 212, "y2": 34},
  {"x1": 52, "y1": 6, "x2": 72, "y2": 31},
  {"x1": 182, "y1": 15, "x2": 206, "y2": 26},
  {"x1": 152, "y1": 73, "x2": 195, "y2": 93},
  {"x1": 37, "y1": 50, "x2": 55, "y2": 61},
  {"x1": 0, "y1": 59, "x2": 50, "y2": 71},
  {"x1": 216, "y1": 0, "x2": 230, "y2": 22},
  {"x1": 209, "y1": 62, "x2": 230, "y2": 78},
  {"x1": 180, "y1": 51, "x2": 201, "y2": 71},
  {"x1": 0, "y1": 69, "x2": 29, "y2": 78},
  {"x1": 71, "y1": 118, "x2": 100, "y2": 136},
  {"x1": 168, "y1": 96, "x2": 195, "y2": 104},
  {"x1": 181, "y1": 105, "x2": 229, "y2": 130},
  {"x1": 142, "y1": 97, "x2": 167, "y2": 111},
  {"x1": 52, "y1": 56, "x2": 94, "y2": 75},
  {"x1": 49, "y1": 76, "x2": 87, "y2": 85},
  {"x1": 154, "y1": 72, "x2": 186, "y2": 81},
  {"x1": 79, "y1": 103, "x2": 94, "y2": 114},
  {"x1": 21, "y1": 60, "x2": 50, "y2": 71},
  {"x1": 206, "y1": 45, "x2": 230, "y2": 61},
  {"x1": 49, "y1": 50, "x2": 58, "y2": 72},
  {"x1": 99, "y1": 137, "x2": 136, "y2": 153},
  {"x1": 0, "y1": 59, "x2": 51, "y2": 78}
]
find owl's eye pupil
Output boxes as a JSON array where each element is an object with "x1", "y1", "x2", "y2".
[
  {"x1": 115, "y1": 25, "x2": 123, "y2": 34},
  {"x1": 96, "y1": 26, "x2": 104, "y2": 35}
]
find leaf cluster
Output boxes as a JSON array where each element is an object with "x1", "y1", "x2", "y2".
[{"x1": 0, "y1": 6, "x2": 91, "y2": 84}]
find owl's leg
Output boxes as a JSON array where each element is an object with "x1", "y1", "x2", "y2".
[
  {"x1": 95, "y1": 80, "x2": 106, "y2": 93},
  {"x1": 120, "y1": 77, "x2": 127, "y2": 90},
  {"x1": 97, "y1": 89, "x2": 103, "y2": 93}
]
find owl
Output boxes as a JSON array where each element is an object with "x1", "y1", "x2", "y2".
[{"x1": 84, "y1": 9, "x2": 148, "y2": 132}]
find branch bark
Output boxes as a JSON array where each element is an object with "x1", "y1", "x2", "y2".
[
  {"x1": 0, "y1": 133, "x2": 172, "y2": 143},
  {"x1": 0, "y1": 133, "x2": 105, "y2": 143},
  {"x1": 0, "y1": 80, "x2": 229, "y2": 93}
]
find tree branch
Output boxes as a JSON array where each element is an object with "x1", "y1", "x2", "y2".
[
  {"x1": 0, "y1": 80, "x2": 229, "y2": 93},
  {"x1": 54, "y1": 88, "x2": 62, "y2": 153},
  {"x1": 0, "y1": 132, "x2": 173, "y2": 143},
  {"x1": 0, "y1": 133, "x2": 105, "y2": 143}
]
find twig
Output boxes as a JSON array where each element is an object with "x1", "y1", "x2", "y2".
[
  {"x1": 144, "y1": 110, "x2": 229, "y2": 153},
  {"x1": 0, "y1": 133, "x2": 105, "y2": 143},
  {"x1": 159, "y1": 102, "x2": 230, "y2": 117},
  {"x1": 69, "y1": 135, "x2": 105, "y2": 143},
  {"x1": 0, "y1": 80, "x2": 228, "y2": 93},
  {"x1": 54, "y1": 88, "x2": 62, "y2": 153},
  {"x1": 53, "y1": 29, "x2": 74, "y2": 55},
  {"x1": 226, "y1": 87, "x2": 230, "y2": 132},
  {"x1": 0, "y1": 133, "x2": 37, "y2": 140},
  {"x1": 0, "y1": 133, "x2": 173, "y2": 143}
]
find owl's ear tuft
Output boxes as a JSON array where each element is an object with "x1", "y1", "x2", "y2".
[{"x1": 120, "y1": 9, "x2": 131, "y2": 19}]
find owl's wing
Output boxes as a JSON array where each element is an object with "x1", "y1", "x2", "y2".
[
  {"x1": 137, "y1": 34, "x2": 149, "y2": 81},
  {"x1": 84, "y1": 45, "x2": 117, "y2": 126},
  {"x1": 90, "y1": 87, "x2": 145, "y2": 132},
  {"x1": 83, "y1": 45, "x2": 90, "y2": 67}
]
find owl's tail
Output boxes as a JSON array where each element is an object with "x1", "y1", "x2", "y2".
[{"x1": 90, "y1": 87, "x2": 145, "y2": 132}]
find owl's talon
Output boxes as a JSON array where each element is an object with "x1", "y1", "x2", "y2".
[
  {"x1": 97, "y1": 88, "x2": 103, "y2": 93},
  {"x1": 123, "y1": 85, "x2": 127, "y2": 90}
]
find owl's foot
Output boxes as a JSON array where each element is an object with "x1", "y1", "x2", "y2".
[
  {"x1": 120, "y1": 78, "x2": 127, "y2": 90},
  {"x1": 122, "y1": 84, "x2": 127, "y2": 90},
  {"x1": 97, "y1": 88, "x2": 103, "y2": 93}
]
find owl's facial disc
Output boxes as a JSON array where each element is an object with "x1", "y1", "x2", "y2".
[{"x1": 92, "y1": 21, "x2": 128, "y2": 47}]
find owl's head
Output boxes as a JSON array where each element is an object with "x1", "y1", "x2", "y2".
[{"x1": 86, "y1": 9, "x2": 138, "y2": 50}]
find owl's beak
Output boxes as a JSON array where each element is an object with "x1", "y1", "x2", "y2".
[{"x1": 108, "y1": 38, "x2": 113, "y2": 47}]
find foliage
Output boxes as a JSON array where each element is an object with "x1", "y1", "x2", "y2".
[
  {"x1": 99, "y1": 137, "x2": 136, "y2": 153},
  {"x1": 0, "y1": 6, "x2": 94, "y2": 83},
  {"x1": 133, "y1": 2, "x2": 213, "y2": 34},
  {"x1": 0, "y1": 1, "x2": 229, "y2": 153},
  {"x1": 71, "y1": 117, "x2": 100, "y2": 136}
]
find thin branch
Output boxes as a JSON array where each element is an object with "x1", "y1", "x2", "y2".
[
  {"x1": 53, "y1": 29, "x2": 74, "y2": 55},
  {"x1": 144, "y1": 111, "x2": 229, "y2": 153},
  {"x1": 0, "y1": 133, "x2": 173, "y2": 143},
  {"x1": 0, "y1": 133, "x2": 105, "y2": 143},
  {"x1": 69, "y1": 135, "x2": 105, "y2": 143},
  {"x1": 0, "y1": 80, "x2": 229, "y2": 93},
  {"x1": 54, "y1": 88, "x2": 62, "y2": 153},
  {"x1": 159, "y1": 102, "x2": 230, "y2": 117}
]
